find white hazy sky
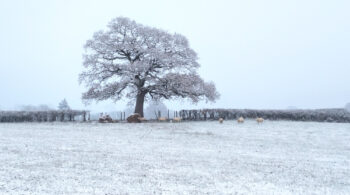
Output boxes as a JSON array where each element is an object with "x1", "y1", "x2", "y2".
[{"x1": 0, "y1": 0, "x2": 349, "y2": 112}]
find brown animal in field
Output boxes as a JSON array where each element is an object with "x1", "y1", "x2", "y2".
[
  {"x1": 237, "y1": 117, "x2": 244, "y2": 123},
  {"x1": 219, "y1": 118, "x2": 224, "y2": 123},
  {"x1": 173, "y1": 117, "x2": 182, "y2": 122},
  {"x1": 256, "y1": 117, "x2": 264, "y2": 123},
  {"x1": 158, "y1": 117, "x2": 167, "y2": 122},
  {"x1": 127, "y1": 113, "x2": 142, "y2": 123}
]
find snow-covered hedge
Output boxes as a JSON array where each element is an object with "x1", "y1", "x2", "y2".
[{"x1": 179, "y1": 108, "x2": 350, "y2": 123}]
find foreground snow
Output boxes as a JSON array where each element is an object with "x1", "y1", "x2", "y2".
[{"x1": 0, "y1": 121, "x2": 349, "y2": 194}]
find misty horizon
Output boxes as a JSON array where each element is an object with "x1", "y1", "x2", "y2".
[{"x1": 1, "y1": 0, "x2": 349, "y2": 112}]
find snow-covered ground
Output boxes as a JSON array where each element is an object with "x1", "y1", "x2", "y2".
[{"x1": 0, "y1": 121, "x2": 349, "y2": 194}]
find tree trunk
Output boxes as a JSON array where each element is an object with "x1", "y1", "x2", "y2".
[{"x1": 134, "y1": 92, "x2": 146, "y2": 117}]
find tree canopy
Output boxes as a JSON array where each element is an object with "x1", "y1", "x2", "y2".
[{"x1": 80, "y1": 17, "x2": 219, "y2": 116}]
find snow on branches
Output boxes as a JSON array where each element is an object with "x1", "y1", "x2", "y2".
[{"x1": 79, "y1": 17, "x2": 219, "y2": 116}]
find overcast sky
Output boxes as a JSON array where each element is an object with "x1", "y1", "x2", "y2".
[{"x1": 0, "y1": 0, "x2": 349, "y2": 112}]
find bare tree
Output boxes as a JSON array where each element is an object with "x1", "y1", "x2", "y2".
[{"x1": 80, "y1": 17, "x2": 219, "y2": 117}]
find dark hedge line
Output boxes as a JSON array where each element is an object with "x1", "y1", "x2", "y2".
[
  {"x1": 0, "y1": 110, "x2": 89, "y2": 122},
  {"x1": 179, "y1": 108, "x2": 350, "y2": 123}
]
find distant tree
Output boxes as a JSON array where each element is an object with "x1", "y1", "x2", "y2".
[
  {"x1": 345, "y1": 103, "x2": 350, "y2": 112},
  {"x1": 37, "y1": 104, "x2": 52, "y2": 111},
  {"x1": 144, "y1": 101, "x2": 168, "y2": 119},
  {"x1": 286, "y1": 106, "x2": 298, "y2": 110},
  {"x1": 79, "y1": 17, "x2": 219, "y2": 117},
  {"x1": 20, "y1": 104, "x2": 52, "y2": 111},
  {"x1": 58, "y1": 99, "x2": 70, "y2": 110},
  {"x1": 20, "y1": 105, "x2": 36, "y2": 111}
]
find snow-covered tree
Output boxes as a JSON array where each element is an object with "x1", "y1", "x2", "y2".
[
  {"x1": 79, "y1": 17, "x2": 219, "y2": 117},
  {"x1": 58, "y1": 99, "x2": 70, "y2": 110}
]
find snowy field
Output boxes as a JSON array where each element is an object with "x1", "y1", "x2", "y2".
[{"x1": 0, "y1": 121, "x2": 349, "y2": 194}]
